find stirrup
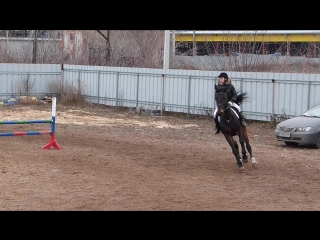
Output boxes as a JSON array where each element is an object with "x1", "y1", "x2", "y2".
[{"x1": 241, "y1": 120, "x2": 247, "y2": 126}]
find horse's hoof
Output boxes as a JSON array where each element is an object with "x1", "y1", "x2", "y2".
[
  {"x1": 251, "y1": 157, "x2": 257, "y2": 166},
  {"x1": 242, "y1": 157, "x2": 248, "y2": 163},
  {"x1": 238, "y1": 166, "x2": 245, "y2": 171}
]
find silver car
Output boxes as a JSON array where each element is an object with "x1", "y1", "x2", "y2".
[{"x1": 275, "y1": 104, "x2": 320, "y2": 148}]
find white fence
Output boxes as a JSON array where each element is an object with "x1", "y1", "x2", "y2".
[{"x1": 1, "y1": 63, "x2": 320, "y2": 122}]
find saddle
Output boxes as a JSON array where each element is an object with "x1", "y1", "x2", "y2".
[
  {"x1": 218, "y1": 106, "x2": 239, "y2": 123},
  {"x1": 230, "y1": 106, "x2": 240, "y2": 118}
]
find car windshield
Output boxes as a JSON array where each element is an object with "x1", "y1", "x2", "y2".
[{"x1": 302, "y1": 104, "x2": 320, "y2": 117}]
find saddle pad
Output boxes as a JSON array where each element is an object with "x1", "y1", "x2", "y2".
[{"x1": 218, "y1": 108, "x2": 239, "y2": 123}]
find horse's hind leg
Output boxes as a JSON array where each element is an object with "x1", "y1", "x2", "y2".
[
  {"x1": 242, "y1": 128, "x2": 257, "y2": 166},
  {"x1": 238, "y1": 127, "x2": 248, "y2": 163}
]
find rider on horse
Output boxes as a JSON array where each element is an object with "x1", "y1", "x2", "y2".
[{"x1": 213, "y1": 72, "x2": 246, "y2": 134}]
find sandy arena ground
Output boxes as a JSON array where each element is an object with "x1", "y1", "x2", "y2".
[{"x1": 0, "y1": 103, "x2": 319, "y2": 210}]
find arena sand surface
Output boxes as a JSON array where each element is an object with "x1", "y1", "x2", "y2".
[{"x1": 0, "y1": 103, "x2": 319, "y2": 211}]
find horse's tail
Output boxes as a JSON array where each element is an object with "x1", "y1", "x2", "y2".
[{"x1": 233, "y1": 92, "x2": 248, "y2": 106}]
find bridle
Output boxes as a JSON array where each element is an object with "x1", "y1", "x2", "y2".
[
  {"x1": 220, "y1": 104, "x2": 233, "y2": 123},
  {"x1": 216, "y1": 99, "x2": 232, "y2": 123}
]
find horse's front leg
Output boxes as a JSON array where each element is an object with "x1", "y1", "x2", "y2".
[
  {"x1": 224, "y1": 135, "x2": 244, "y2": 171},
  {"x1": 237, "y1": 126, "x2": 248, "y2": 163},
  {"x1": 242, "y1": 128, "x2": 257, "y2": 166}
]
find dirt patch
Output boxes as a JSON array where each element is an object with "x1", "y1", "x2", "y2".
[{"x1": 0, "y1": 103, "x2": 319, "y2": 210}]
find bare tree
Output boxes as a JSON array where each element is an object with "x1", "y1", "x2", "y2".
[{"x1": 1, "y1": 30, "x2": 320, "y2": 73}]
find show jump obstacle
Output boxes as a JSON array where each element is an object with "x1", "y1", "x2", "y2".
[{"x1": 0, "y1": 97, "x2": 62, "y2": 150}]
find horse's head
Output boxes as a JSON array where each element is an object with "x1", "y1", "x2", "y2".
[{"x1": 215, "y1": 92, "x2": 229, "y2": 114}]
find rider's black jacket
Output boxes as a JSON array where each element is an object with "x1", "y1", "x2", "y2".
[{"x1": 215, "y1": 79, "x2": 237, "y2": 102}]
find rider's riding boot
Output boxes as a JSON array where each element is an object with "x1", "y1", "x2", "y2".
[
  {"x1": 214, "y1": 117, "x2": 221, "y2": 134},
  {"x1": 238, "y1": 111, "x2": 247, "y2": 127}
]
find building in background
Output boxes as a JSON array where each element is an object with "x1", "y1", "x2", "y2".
[
  {"x1": 174, "y1": 30, "x2": 320, "y2": 58},
  {"x1": 0, "y1": 30, "x2": 89, "y2": 64},
  {"x1": 60, "y1": 30, "x2": 89, "y2": 63}
]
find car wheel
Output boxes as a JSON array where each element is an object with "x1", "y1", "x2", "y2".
[
  {"x1": 314, "y1": 134, "x2": 320, "y2": 149},
  {"x1": 284, "y1": 141, "x2": 300, "y2": 146}
]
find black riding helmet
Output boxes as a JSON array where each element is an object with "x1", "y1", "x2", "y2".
[{"x1": 218, "y1": 72, "x2": 228, "y2": 79}]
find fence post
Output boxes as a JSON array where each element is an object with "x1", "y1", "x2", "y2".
[
  {"x1": 26, "y1": 72, "x2": 30, "y2": 98},
  {"x1": 97, "y1": 71, "x2": 101, "y2": 106},
  {"x1": 136, "y1": 73, "x2": 139, "y2": 110},
  {"x1": 272, "y1": 79, "x2": 275, "y2": 117},
  {"x1": 307, "y1": 80, "x2": 311, "y2": 110},
  {"x1": 77, "y1": 70, "x2": 81, "y2": 97},
  {"x1": 61, "y1": 64, "x2": 64, "y2": 92},
  {"x1": 116, "y1": 72, "x2": 119, "y2": 108},
  {"x1": 240, "y1": 77, "x2": 244, "y2": 93},
  {"x1": 161, "y1": 74, "x2": 165, "y2": 116},
  {"x1": 187, "y1": 76, "x2": 191, "y2": 116}
]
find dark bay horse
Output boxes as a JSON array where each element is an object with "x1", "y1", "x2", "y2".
[{"x1": 215, "y1": 89, "x2": 257, "y2": 171}]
